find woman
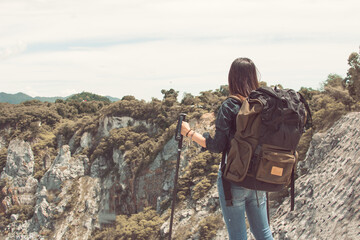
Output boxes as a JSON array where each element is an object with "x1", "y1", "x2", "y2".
[{"x1": 180, "y1": 58, "x2": 273, "y2": 240}]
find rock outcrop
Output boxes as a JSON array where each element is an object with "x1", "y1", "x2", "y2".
[
  {"x1": 270, "y1": 112, "x2": 360, "y2": 239},
  {"x1": 2, "y1": 140, "x2": 34, "y2": 179},
  {"x1": 30, "y1": 145, "x2": 92, "y2": 231},
  {"x1": 3, "y1": 144, "x2": 100, "y2": 239},
  {"x1": 97, "y1": 116, "x2": 155, "y2": 138},
  {"x1": 94, "y1": 134, "x2": 183, "y2": 224},
  {"x1": 0, "y1": 139, "x2": 38, "y2": 212}
]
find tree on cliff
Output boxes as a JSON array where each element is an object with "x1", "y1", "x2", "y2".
[
  {"x1": 323, "y1": 74, "x2": 354, "y2": 111},
  {"x1": 161, "y1": 88, "x2": 178, "y2": 107},
  {"x1": 344, "y1": 52, "x2": 360, "y2": 101}
]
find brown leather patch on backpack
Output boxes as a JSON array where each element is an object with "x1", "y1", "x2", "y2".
[{"x1": 271, "y1": 166, "x2": 283, "y2": 177}]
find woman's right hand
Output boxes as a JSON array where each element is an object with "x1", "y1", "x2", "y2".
[
  {"x1": 181, "y1": 121, "x2": 191, "y2": 136},
  {"x1": 180, "y1": 121, "x2": 206, "y2": 148}
]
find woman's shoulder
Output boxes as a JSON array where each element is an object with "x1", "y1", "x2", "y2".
[
  {"x1": 219, "y1": 97, "x2": 242, "y2": 115},
  {"x1": 222, "y1": 97, "x2": 242, "y2": 109}
]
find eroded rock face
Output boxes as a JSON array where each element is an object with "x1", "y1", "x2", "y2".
[
  {"x1": 38, "y1": 145, "x2": 87, "y2": 191},
  {"x1": 90, "y1": 156, "x2": 109, "y2": 178},
  {"x1": 95, "y1": 138, "x2": 181, "y2": 223},
  {"x1": 69, "y1": 131, "x2": 93, "y2": 155},
  {"x1": 270, "y1": 112, "x2": 360, "y2": 239},
  {"x1": 80, "y1": 132, "x2": 92, "y2": 149},
  {"x1": 30, "y1": 145, "x2": 90, "y2": 231},
  {"x1": 4, "y1": 144, "x2": 100, "y2": 239},
  {"x1": 3, "y1": 140, "x2": 34, "y2": 178},
  {"x1": 135, "y1": 137, "x2": 179, "y2": 212},
  {"x1": 97, "y1": 116, "x2": 155, "y2": 138},
  {"x1": 0, "y1": 139, "x2": 38, "y2": 212},
  {"x1": 50, "y1": 176, "x2": 101, "y2": 240}
]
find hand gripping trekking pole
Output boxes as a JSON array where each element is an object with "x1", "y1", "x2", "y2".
[{"x1": 168, "y1": 113, "x2": 186, "y2": 240}]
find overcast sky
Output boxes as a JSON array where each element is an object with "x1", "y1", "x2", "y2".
[{"x1": 1, "y1": 0, "x2": 359, "y2": 101}]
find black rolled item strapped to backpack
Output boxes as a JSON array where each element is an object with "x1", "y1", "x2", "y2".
[{"x1": 221, "y1": 86, "x2": 312, "y2": 212}]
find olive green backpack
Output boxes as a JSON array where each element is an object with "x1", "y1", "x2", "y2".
[{"x1": 222, "y1": 86, "x2": 312, "y2": 211}]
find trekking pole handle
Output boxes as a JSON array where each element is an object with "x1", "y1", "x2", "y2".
[{"x1": 175, "y1": 113, "x2": 186, "y2": 141}]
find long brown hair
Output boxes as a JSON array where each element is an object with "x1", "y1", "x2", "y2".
[{"x1": 228, "y1": 57, "x2": 259, "y2": 100}]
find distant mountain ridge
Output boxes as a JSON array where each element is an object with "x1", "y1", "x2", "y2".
[
  {"x1": 0, "y1": 92, "x2": 120, "y2": 104},
  {"x1": 0, "y1": 92, "x2": 36, "y2": 104}
]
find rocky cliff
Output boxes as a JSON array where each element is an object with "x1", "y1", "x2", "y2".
[
  {"x1": 0, "y1": 114, "x2": 187, "y2": 239},
  {"x1": 0, "y1": 111, "x2": 359, "y2": 239},
  {"x1": 270, "y1": 112, "x2": 360, "y2": 239},
  {"x1": 1, "y1": 140, "x2": 38, "y2": 215}
]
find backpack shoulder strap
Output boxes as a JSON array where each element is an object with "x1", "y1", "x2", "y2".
[{"x1": 221, "y1": 95, "x2": 244, "y2": 207}]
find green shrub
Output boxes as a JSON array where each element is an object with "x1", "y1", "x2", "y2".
[
  {"x1": 192, "y1": 178, "x2": 212, "y2": 201},
  {"x1": 177, "y1": 169, "x2": 192, "y2": 202},
  {"x1": 0, "y1": 205, "x2": 34, "y2": 231},
  {"x1": 198, "y1": 214, "x2": 224, "y2": 239},
  {"x1": 310, "y1": 93, "x2": 347, "y2": 131},
  {"x1": 177, "y1": 151, "x2": 221, "y2": 203},
  {"x1": 91, "y1": 207, "x2": 164, "y2": 240}
]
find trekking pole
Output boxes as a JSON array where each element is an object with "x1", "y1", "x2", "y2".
[{"x1": 168, "y1": 113, "x2": 186, "y2": 240}]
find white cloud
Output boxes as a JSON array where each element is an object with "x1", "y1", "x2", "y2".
[
  {"x1": 0, "y1": 0, "x2": 359, "y2": 101},
  {"x1": 0, "y1": 41, "x2": 27, "y2": 60}
]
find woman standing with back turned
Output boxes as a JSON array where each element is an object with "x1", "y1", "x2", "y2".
[{"x1": 180, "y1": 58, "x2": 273, "y2": 240}]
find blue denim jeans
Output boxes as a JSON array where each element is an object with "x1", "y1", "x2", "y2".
[{"x1": 217, "y1": 170, "x2": 273, "y2": 240}]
